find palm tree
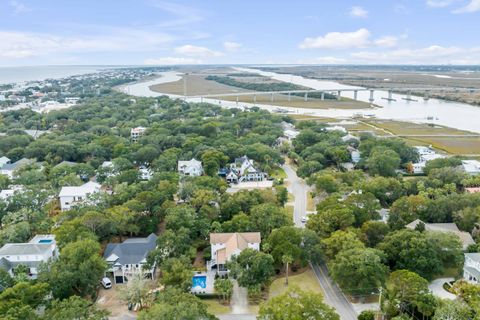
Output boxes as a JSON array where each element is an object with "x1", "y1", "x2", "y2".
[{"x1": 282, "y1": 254, "x2": 293, "y2": 286}]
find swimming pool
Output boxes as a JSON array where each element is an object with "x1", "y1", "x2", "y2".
[
  {"x1": 38, "y1": 239, "x2": 52, "y2": 243},
  {"x1": 192, "y1": 275, "x2": 207, "y2": 289}
]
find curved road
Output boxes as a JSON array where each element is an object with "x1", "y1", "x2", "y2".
[{"x1": 283, "y1": 163, "x2": 357, "y2": 320}]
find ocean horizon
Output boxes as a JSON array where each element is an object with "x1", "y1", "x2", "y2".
[{"x1": 0, "y1": 65, "x2": 123, "y2": 85}]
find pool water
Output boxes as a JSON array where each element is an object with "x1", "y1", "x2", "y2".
[
  {"x1": 192, "y1": 276, "x2": 207, "y2": 289},
  {"x1": 38, "y1": 239, "x2": 52, "y2": 243}
]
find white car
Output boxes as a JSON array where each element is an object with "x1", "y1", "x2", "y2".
[
  {"x1": 101, "y1": 277, "x2": 112, "y2": 289},
  {"x1": 301, "y1": 216, "x2": 309, "y2": 223}
]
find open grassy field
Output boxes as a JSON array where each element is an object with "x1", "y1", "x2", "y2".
[
  {"x1": 289, "y1": 115, "x2": 337, "y2": 122},
  {"x1": 268, "y1": 267, "x2": 323, "y2": 298},
  {"x1": 215, "y1": 93, "x2": 373, "y2": 110},
  {"x1": 363, "y1": 119, "x2": 480, "y2": 155},
  {"x1": 150, "y1": 74, "x2": 247, "y2": 96}
]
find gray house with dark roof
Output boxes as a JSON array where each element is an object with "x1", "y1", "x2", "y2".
[{"x1": 103, "y1": 233, "x2": 157, "y2": 284}]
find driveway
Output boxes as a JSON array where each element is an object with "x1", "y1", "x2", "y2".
[
  {"x1": 429, "y1": 278, "x2": 456, "y2": 300},
  {"x1": 97, "y1": 284, "x2": 137, "y2": 319}
]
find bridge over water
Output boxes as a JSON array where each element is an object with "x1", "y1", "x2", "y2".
[{"x1": 191, "y1": 87, "x2": 480, "y2": 104}]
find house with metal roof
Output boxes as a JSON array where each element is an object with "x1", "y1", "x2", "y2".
[
  {"x1": 103, "y1": 233, "x2": 157, "y2": 284},
  {"x1": 0, "y1": 235, "x2": 57, "y2": 280},
  {"x1": 208, "y1": 232, "x2": 261, "y2": 274}
]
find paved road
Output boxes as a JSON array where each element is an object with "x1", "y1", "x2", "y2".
[
  {"x1": 282, "y1": 163, "x2": 309, "y2": 228},
  {"x1": 311, "y1": 263, "x2": 358, "y2": 320},
  {"x1": 284, "y1": 163, "x2": 357, "y2": 320}
]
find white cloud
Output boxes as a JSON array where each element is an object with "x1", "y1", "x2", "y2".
[
  {"x1": 223, "y1": 41, "x2": 242, "y2": 52},
  {"x1": 144, "y1": 57, "x2": 202, "y2": 65},
  {"x1": 374, "y1": 36, "x2": 398, "y2": 48},
  {"x1": 453, "y1": 0, "x2": 480, "y2": 12},
  {"x1": 299, "y1": 29, "x2": 400, "y2": 50},
  {"x1": 351, "y1": 45, "x2": 480, "y2": 64},
  {"x1": 9, "y1": 1, "x2": 30, "y2": 14},
  {"x1": 299, "y1": 28, "x2": 371, "y2": 49},
  {"x1": 426, "y1": 0, "x2": 459, "y2": 7},
  {"x1": 174, "y1": 44, "x2": 223, "y2": 57},
  {"x1": 349, "y1": 6, "x2": 368, "y2": 18},
  {"x1": 0, "y1": 30, "x2": 172, "y2": 60}
]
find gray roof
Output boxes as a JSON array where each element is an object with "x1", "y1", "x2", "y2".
[
  {"x1": 1, "y1": 158, "x2": 35, "y2": 171},
  {"x1": 103, "y1": 233, "x2": 157, "y2": 265},
  {"x1": 465, "y1": 253, "x2": 480, "y2": 263},
  {"x1": 465, "y1": 266, "x2": 480, "y2": 279},
  {"x1": 0, "y1": 243, "x2": 53, "y2": 256},
  {"x1": 0, "y1": 257, "x2": 11, "y2": 271}
]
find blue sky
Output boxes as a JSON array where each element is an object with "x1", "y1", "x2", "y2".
[{"x1": 0, "y1": 0, "x2": 479, "y2": 65}]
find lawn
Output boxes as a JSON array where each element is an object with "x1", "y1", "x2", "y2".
[
  {"x1": 285, "y1": 205, "x2": 294, "y2": 218},
  {"x1": 202, "y1": 299, "x2": 231, "y2": 315},
  {"x1": 269, "y1": 167, "x2": 287, "y2": 180},
  {"x1": 268, "y1": 267, "x2": 323, "y2": 299},
  {"x1": 306, "y1": 192, "x2": 316, "y2": 212}
]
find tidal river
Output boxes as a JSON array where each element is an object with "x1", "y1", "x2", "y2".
[{"x1": 122, "y1": 68, "x2": 480, "y2": 134}]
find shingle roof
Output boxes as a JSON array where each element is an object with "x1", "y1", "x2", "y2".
[
  {"x1": 465, "y1": 253, "x2": 480, "y2": 263},
  {"x1": 1, "y1": 158, "x2": 34, "y2": 171},
  {"x1": 210, "y1": 232, "x2": 261, "y2": 264},
  {"x1": 0, "y1": 243, "x2": 54, "y2": 256},
  {"x1": 103, "y1": 233, "x2": 157, "y2": 265}
]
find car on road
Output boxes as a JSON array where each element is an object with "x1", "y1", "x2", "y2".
[
  {"x1": 301, "y1": 216, "x2": 309, "y2": 223},
  {"x1": 101, "y1": 277, "x2": 112, "y2": 289}
]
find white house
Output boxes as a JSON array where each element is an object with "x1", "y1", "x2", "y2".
[
  {"x1": 0, "y1": 156, "x2": 10, "y2": 167},
  {"x1": 131, "y1": 126, "x2": 147, "y2": 142},
  {"x1": 0, "y1": 185, "x2": 23, "y2": 202},
  {"x1": 208, "y1": 232, "x2": 261, "y2": 274},
  {"x1": 227, "y1": 155, "x2": 265, "y2": 183},
  {"x1": 0, "y1": 235, "x2": 57, "y2": 280},
  {"x1": 58, "y1": 181, "x2": 102, "y2": 211},
  {"x1": 139, "y1": 166, "x2": 153, "y2": 180},
  {"x1": 178, "y1": 158, "x2": 203, "y2": 177},
  {"x1": 462, "y1": 160, "x2": 480, "y2": 176},
  {"x1": 0, "y1": 158, "x2": 35, "y2": 179},
  {"x1": 103, "y1": 233, "x2": 157, "y2": 284},
  {"x1": 411, "y1": 146, "x2": 445, "y2": 174},
  {"x1": 464, "y1": 253, "x2": 480, "y2": 284}
]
